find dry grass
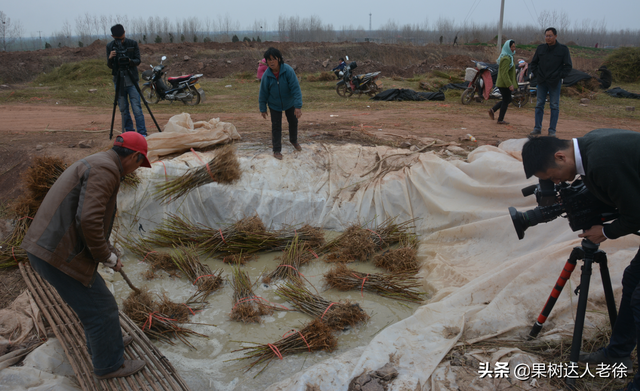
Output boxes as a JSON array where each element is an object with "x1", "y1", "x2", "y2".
[
  {"x1": 276, "y1": 282, "x2": 369, "y2": 331},
  {"x1": 230, "y1": 266, "x2": 279, "y2": 323},
  {"x1": 324, "y1": 263, "x2": 426, "y2": 303},
  {"x1": 154, "y1": 144, "x2": 241, "y2": 203},
  {"x1": 373, "y1": 235, "x2": 420, "y2": 273},
  {"x1": 232, "y1": 318, "x2": 337, "y2": 376}
]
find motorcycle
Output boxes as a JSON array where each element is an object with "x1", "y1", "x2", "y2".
[
  {"x1": 461, "y1": 60, "x2": 495, "y2": 105},
  {"x1": 336, "y1": 59, "x2": 381, "y2": 98},
  {"x1": 141, "y1": 56, "x2": 205, "y2": 105}
]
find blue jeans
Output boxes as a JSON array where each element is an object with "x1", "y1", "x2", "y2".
[
  {"x1": 604, "y1": 246, "x2": 640, "y2": 386},
  {"x1": 27, "y1": 252, "x2": 125, "y2": 376},
  {"x1": 113, "y1": 78, "x2": 147, "y2": 136},
  {"x1": 534, "y1": 79, "x2": 562, "y2": 134}
]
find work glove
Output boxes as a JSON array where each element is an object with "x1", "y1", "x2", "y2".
[{"x1": 104, "y1": 252, "x2": 118, "y2": 268}]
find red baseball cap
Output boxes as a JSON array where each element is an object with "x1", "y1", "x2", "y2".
[{"x1": 113, "y1": 132, "x2": 151, "y2": 168}]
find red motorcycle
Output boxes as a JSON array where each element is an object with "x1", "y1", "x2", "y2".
[{"x1": 141, "y1": 56, "x2": 205, "y2": 105}]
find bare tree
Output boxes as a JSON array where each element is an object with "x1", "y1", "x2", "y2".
[{"x1": 0, "y1": 11, "x2": 23, "y2": 51}]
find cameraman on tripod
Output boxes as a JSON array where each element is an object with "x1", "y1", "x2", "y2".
[
  {"x1": 522, "y1": 129, "x2": 640, "y2": 391},
  {"x1": 107, "y1": 24, "x2": 147, "y2": 137}
]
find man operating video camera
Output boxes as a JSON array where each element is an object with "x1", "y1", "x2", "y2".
[
  {"x1": 107, "y1": 24, "x2": 147, "y2": 137},
  {"x1": 522, "y1": 129, "x2": 640, "y2": 391}
]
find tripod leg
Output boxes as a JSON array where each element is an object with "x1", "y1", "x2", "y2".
[
  {"x1": 127, "y1": 68, "x2": 162, "y2": 133},
  {"x1": 566, "y1": 257, "x2": 594, "y2": 389},
  {"x1": 595, "y1": 251, "x2": 618, "y2": 328},
  {"x1": 109, "y1": 74, "x2": 122, "y2": 140},
  {"x1": 528, "y1": 248, "x2": 581, "y2": 339}
]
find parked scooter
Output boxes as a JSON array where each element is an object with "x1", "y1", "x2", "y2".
[
  {"x1": 141, "y1": 56, "x2": 205, "y2": 105},
  {"x1": 336, "y1": 57, "x2": 381, "y2": 98},
  {"x1": 461, "y1": 60, "x2": 494, "y2": 105}
]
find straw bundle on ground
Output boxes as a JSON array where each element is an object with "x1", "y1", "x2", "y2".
[
  {"x1": 230, "y1": 266, "x2": 287, "y2": 323},
  {"x1": 372, "y1": 235, "x2": 420, "y2": 274},
  {"x1": 320, "y1": 217, "x2": 417, "y2": 263},
  {"x1": 122, "y1": 287, "x2": 205, "y2": 348},
  {"x1": 323, "y1": 264, "x2": 425, "y2": 303},
  {"x1": 154, "y1": 144, "x2": 241, "y2": 203},
  {"x1": 0, "y1": 156, "x2": 67, "y2": 269},
  {"x1": 121, "y1": 172, "x2": 141, "y2": 189},
  {"x1": 171, "y1": 245, "x2": 223, "y2": 303},
  {"x1": 232, "y1": 319, "x2": 336, "y2": 375},
  {"x1": 145, "y1": 213, "x2": 211, "y2": 248},
  {"x1": 276, "y1": 282, "x2": 369, "y2": 331},
  {"x1": 262, "y1": 236, "x2": 307, "y2": 285},
  {"x1": 119, "y1": 235, "x2": 179, "y2": 274}
]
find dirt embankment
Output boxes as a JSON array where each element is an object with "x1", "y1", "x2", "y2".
[{"x1": 0, "y1": 40, "x2": 519, "y2": 84}]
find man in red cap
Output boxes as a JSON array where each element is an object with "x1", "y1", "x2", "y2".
[{"x1": 22, "y1": 132, "x2": 151, "y2": 379}]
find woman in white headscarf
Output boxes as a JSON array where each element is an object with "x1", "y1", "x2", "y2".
[{"x1": 488, "y1": 40, "x2": 518, "y2": 125}]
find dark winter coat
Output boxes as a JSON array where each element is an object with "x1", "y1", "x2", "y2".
[{"x1": 530, "y1": 41, "x2": 573, "y2": 86}]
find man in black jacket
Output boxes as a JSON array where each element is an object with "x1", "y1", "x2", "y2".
[
  {"x1": 529, "y1": 28, "x2": 572, "y2": 137},
  {"x1": 522, "y1": 129, "x2": 640, "y2": 391},
  {"x1": 107, "y1": 24, "x2": 147, "y2": 137}
]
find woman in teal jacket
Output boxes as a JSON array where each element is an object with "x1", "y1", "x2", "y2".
[
  {"x1": 488, "y1": 40, "x2": 519, "y2": 125},
  {"x1": 259, "y1": 47, "x2": 303, "y2": 160}
]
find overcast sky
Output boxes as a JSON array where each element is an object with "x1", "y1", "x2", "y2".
[{"x1": 3, "y1": 0, "x2": 639, "y2": 37}]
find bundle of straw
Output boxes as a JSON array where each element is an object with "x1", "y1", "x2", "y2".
[
  {"x1": 122, "y1": 287, "x2": 205, "y2": 348},
  {"x1": 171, "y1": 245, "x2": 224, "y2": 303},
  {"x1": 119, "y1": 235, "x2": 178, "y2": 275},
  {"x1": 121, "y1": 172, "x2": 141, "y2": 189},
  {"x1": 321, "y1": 217, "x2": 418, "y2": 263},
  {"x1": 0, "y1": 156, "x2": 67, "y2": 269},
  {"x1": 145, "y1": 213, "x2": 211, "y2": 248},
  {"x1": 372, "y1": 234, "x2": 420, "y2": 274},
  {"x1": 154, "y1": 144, "x2": 241, "y2": 203},
  {"x1": 230, "y1": 266, "x2": 287, "y2": 323},
  {"x1": 262, "y1": 236, "x2": 307, "y2": 284},
  {"x1": 232, "y1": 319, "x2": 336, "y2": 375},
  {"x1": 323, "y1": 264, "x2": 425, "y2": 303},
  {"x1": 276, "y1": 282, "x2": 369, "y2": 331}
]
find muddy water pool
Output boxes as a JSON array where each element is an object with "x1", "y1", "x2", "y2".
[{"x1": 110, "y1": 245, "x2": 421, "y2": 391}]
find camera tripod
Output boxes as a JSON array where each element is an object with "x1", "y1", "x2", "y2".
[
  {"x1": 109, "y1": 65, "x2": 161, "y2": 140},
  {"x1": 528, "y1": 238, "x2": 618, "y2": 389}
]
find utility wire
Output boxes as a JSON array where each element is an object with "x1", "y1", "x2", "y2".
[
  {"x1": 463, "y1": 0, "x2": 482, "y2": 26},
  {"x1": 521, "y1": 0, "x2": 538, "y2": 26}
]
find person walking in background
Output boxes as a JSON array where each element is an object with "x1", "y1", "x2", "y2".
[
  {"x1": 256, "y1": 58, "x2": 268, "y2": 81},
  {"x1": 529, "y1": 27, "x2": 572, "y2": 137},
  {"x1": 259, "y1": 47, "x2": 303, "y2": 160},
  {"x1": 107, "y1": 24, "x2": 147, "y2": 137},
  {"x1": 488, "y1": 40, "x2": 518, "y2": 125}
]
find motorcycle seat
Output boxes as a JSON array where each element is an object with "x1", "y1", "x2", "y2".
[{"x1": 168, "y1": 75, "x2": 193, "y2": 83}]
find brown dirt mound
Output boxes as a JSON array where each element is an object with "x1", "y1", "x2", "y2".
[{"x1": 442, "y1": 55, "x2": 474, "y2": 69}]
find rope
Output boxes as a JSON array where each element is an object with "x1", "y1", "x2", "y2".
[
  {"x1": 142, "y1": 312, "x2": 177, "y2": 330},
  {"x1": 193, "y1": 274, "x2": 213, "y2": 285},
  {"x1": 283, "y1": 329, "x2": 311, "y2": 352},
  {"x1": 308, "y1": 250, "x2": 319, "y2": 259},
  {"x1": 190, "y1": 148, "x2": 216, "y2": 181},
  {"x1": 277, "y1": 264, "x2": 305, "y2": 278},
  {"x1": 182, "y1": 303, "x2": 196, "y2": 315},
  {"x1": 219, "y1": 229, "x2": 226, "y2": 244},
  {"x1": 142, "y1": 251, "x2": 157, "y2": 262},
  {"x1": 352, "y1": 273, "x2": 369, "y2": 298},
  {"x1": 150, "y1": 160, "x2": 168, "y2": 182},
  {"x1": 17, "y1": 216, "x2": 34, "y2": 221},
  {"x1": 321, "y1": 302, "x2": 338, "y2": 319},
  {"x1": 268, "y1": 343, "x2": 283, "y2": 360}
]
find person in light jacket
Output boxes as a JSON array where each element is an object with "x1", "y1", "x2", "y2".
[{"x1": 258, "y1": 47, "x2": 303, "y2": 160}]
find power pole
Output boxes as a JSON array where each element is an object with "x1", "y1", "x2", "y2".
[
  {"x1": 369, "y1": 13, "x2": 372, "y2": 32},
  {"x1": 37, "y1": 30, "x2": 42, "y2": 49},
  {"x1": 497, "y1": 0, "x2": 505, "y2": 54}
]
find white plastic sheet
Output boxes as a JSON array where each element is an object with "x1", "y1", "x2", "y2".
[
  {"x1": 145, "y1": 113, "x2": 241, "y2": 162},
  {"x1": 13, "y1": 139, "x2": 637, "y2": 390}
]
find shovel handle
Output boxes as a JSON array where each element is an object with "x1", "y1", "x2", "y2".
[{"x1": 118, "y1": 269, "x2": 141, "y2": 294}]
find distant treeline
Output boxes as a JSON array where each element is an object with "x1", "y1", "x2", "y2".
[{"x1": 2, "y1": 11, "x2": 639, "y2": 52}]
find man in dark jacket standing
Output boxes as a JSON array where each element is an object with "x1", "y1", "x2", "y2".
[
  {"x1": 529, "y1": 27, "x2": 572, "y2": 137},
  {"x1": 22, "y1": 132, "x2": 151, "y2": 379},
  {"x1": 521, "y1": 129, "x2": 640, "y2": 391},
  {"x1": 107, "y1": 24, "x2": 147, "y2": 137}
]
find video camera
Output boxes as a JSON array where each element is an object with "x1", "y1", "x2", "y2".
[
  {"x1": 508, "y1": 179, "x2": 619, "y2": 239},
  {"x1": 113, "y1": 41, "x2": 134, "y2": 67}
]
